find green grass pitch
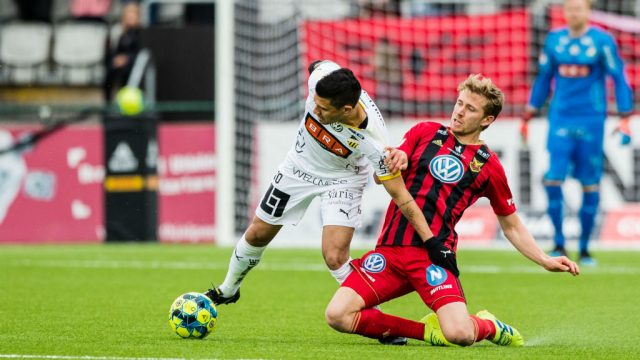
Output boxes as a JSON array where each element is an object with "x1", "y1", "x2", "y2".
[{"x1": 1, "y1": 244, "x2": 639, "y2": 360}]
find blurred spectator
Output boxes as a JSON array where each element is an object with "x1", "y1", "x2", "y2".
[
  {"x1": 70, "y1": 0, "x2": 112, "y2": 22},
  {"x1": 357, "y1": 0, "x2": 400, "y2": 17},
  {"x1": 103, "y1": 1, "x2": 141, "y2": 102},
  {"x1": 14, "y1": 0, "x2": 53, "y2": 22},
  {"x1": 400, "y1": 0, "x2": 464, "y2": 17},
  {"x1": 373, "y1": 37, "x2": 403, "y2": 118}
]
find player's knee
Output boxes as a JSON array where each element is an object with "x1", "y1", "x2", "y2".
[
  {"x1": 325, "y1": 304, "x2": 352, "y2": 333},
  {"x1": 442, "y1": 326, "x2": 475, "y2": 347},
  {"x1": 244, "y1": 219, "x2": 276, "y2": 246},
  {"x1": 323, "y1": 252, "x2": 348, "y2": 270}
]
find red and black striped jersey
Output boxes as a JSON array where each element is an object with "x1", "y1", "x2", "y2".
[{"x1": 377, "y1": 122, "x2": 516, "y2": 250}]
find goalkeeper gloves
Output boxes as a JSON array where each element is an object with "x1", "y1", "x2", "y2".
[
  {"x1": 520, "y1": 107, "x2": 535, "y2": 145},
  {"x1": 423, "y1": 237, "x2": 459, "y2": 277},
  {"x1": 615, "y1": 116, "x2": 632, "y2": 146}
]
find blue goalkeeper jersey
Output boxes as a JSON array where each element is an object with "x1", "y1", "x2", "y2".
[{"x1": 529, "y1": 26, "x2": 633, "y2": 121}]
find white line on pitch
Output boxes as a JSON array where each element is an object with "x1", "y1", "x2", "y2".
[
  {"x1": 4, "y1": 259, "x2": 640, "y2": 275},
  {"x1": 0, "y1": 355, "x2": 267, "y2": 360}
]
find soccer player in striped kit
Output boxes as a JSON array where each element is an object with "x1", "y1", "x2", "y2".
[
  {"x1": 522, "y1": 0, "x2": 633, "y2": 265},
  {"x1": 325, "y1": 74, "x2": 580, "y2": 347}
]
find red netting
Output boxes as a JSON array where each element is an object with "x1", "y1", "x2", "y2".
[{"x1": 301, "y1": 9, "x2": 531, "y2": 117}]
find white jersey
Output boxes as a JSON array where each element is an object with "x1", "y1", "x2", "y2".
[{"x1": 285, "y1": 61, "x2": 398, "y2": 182}]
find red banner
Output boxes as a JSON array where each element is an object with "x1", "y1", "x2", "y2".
[
  {"x1": 158, "y1": 123, "x2": 216, "y2": 243},
  {"x1": 0, "y1": 125, "x2": 104, "y2": 243},
  {"x1": 600, "y1": 205, "x2": 640, "y2": 244},
  {"x1": 0, "y1": 123, "x2": 217, "y2": 244},
  {"x1": 302, "y1": 9, "x2": 531, "y2": 114}
]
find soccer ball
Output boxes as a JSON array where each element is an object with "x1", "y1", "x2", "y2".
[{"x1": 168, "y1": 292, "x2": 218, "y2": 339}]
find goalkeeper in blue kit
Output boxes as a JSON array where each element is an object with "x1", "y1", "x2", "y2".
[{"x1": 522, "y1": 0, "x2": 633, "y2": 265}]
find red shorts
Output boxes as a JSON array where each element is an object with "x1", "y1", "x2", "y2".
[{"x1": 343, "y1": 246, "x2": 466, "y2": 312}]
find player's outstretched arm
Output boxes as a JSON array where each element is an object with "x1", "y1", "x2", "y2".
[
  {"x1": 497, "y1": 213, "x2": 580, "y2": 276},
  {"x1": 380, "y1": 175, "x2": 433, "y2": 241}
]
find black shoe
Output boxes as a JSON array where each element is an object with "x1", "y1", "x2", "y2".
[
  {"x1": 549, "y1": 246, "x2": 568, "y2": 257},
  {"x1": 205, "y1": 286, "x2": 240, "y2": 305},
  {"x1": 578, "y1": 251, "x2": 597, "y2": 266},
  {"x1": 379, "y1": 336, "x2": 408, "y2": 345}
]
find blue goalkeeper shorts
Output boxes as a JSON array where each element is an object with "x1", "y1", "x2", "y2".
[{"x1": 544, "y1": 120, "x2": 605, "y2": 186}]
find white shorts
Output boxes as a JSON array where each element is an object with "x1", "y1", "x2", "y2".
[{"x1": 255, "y1": 162, "x2": 368, "y2": 228}]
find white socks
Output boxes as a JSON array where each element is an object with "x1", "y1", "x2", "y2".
[
  {"x1": 218, "y1": 236, "x2": 266, "y2": 296},
  {"x1": 329, "y1": 257, "x2": 353, "y2": 284}
]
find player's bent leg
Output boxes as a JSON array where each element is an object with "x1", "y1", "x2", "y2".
[
  {"x1": 332, "y1": 274, "x2": 421, "y2": 344},
  {"x1": 321, "y1": 225, "x2": 355, "y2": 271},
  {"x1": 418, "y1": 313, "x2": 459, "y2": 347},
  {"x1": 434, "y1": 302, "x2": 475, "y2": 346},
  {"x1": 322, "y1": 228, "x2": 408, "y2": 345},
  {"x1": 245, "y1": 216, "x2": 283, "y2": 247},
  {"x1": 207, "y1": 217, "x2": 282, "y2": 305},
  {"x1": 476, "y1": 310, "x2": 524, "y2": 347},
  {"x1": 325, "y1": 287, "x2": 366, "y2": 333}
]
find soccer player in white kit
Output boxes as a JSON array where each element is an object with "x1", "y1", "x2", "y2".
[{"x1": 206, "y1": 61, "x2": 432, "y2": 344}]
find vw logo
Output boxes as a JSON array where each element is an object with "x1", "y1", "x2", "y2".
[
  {"x1": 363, "y1": 253, "x2": 386, "y2": 273},
  {"x1": 429, "y1": 155, "x2": 464, "y2": 183}
]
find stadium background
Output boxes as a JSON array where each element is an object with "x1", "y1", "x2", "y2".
[{"x1": 0, "y1": 0, "x2": 638, "y2": 249}]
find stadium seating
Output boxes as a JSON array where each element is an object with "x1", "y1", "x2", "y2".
[
  {"x1": 52, "y1": 21, "x2": 108, "y2": 85},
  {"x1": 0, "y1": 22, "x2": 52, "y2": 84}
]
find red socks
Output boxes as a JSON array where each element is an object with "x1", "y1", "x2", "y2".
[
  {"x1": 353, "y1": 310, "x2": 497, "y2": 344},
  {"x1": 353, "y1": 308, "x2": 425, "y2": 341},
  {"x1": 470, "y1": 315, "x2": 496, "y2": 342}
]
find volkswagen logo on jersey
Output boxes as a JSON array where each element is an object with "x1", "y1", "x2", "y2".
[
  {"x1": 362, "y1": 253, "x2": 386, "y2": 273},
  {"x1": 429, "y1": 155, "x2": 464, "y2": 183},
  {"x1": 426, "y1": 264, "x2": 447, "y2": 286}
]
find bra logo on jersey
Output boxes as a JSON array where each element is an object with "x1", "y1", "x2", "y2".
[
  {"x1": 429, "y1": 155, "x2": 464, "y2": 183},
  {"x1": 426, "y1": 264, "x2": 447, "y2": 286},
  {"x1": 362, "y1": 253, "x2": 386, "y2": 273},
  {"x1": 331, "y1": 123, "x2": 343, "y2": 132},
  {"x1": 305, "y1": 114, "x2": 352, "y2": 159}
]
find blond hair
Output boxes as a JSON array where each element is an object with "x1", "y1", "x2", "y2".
[
  {"x1": 457, "y1": 74, "x2": 504, "y2": 119},
  {"x1": 565, "y1": 0, "x2": 594, "y2": 8}
]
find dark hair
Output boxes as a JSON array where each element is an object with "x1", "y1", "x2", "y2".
[
  {"x1": 308, "y1": 60, "x2": 324, "y2": 75},
  {"x1": 315, "y1": 68, "x2": 362, "y2": 109}
]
